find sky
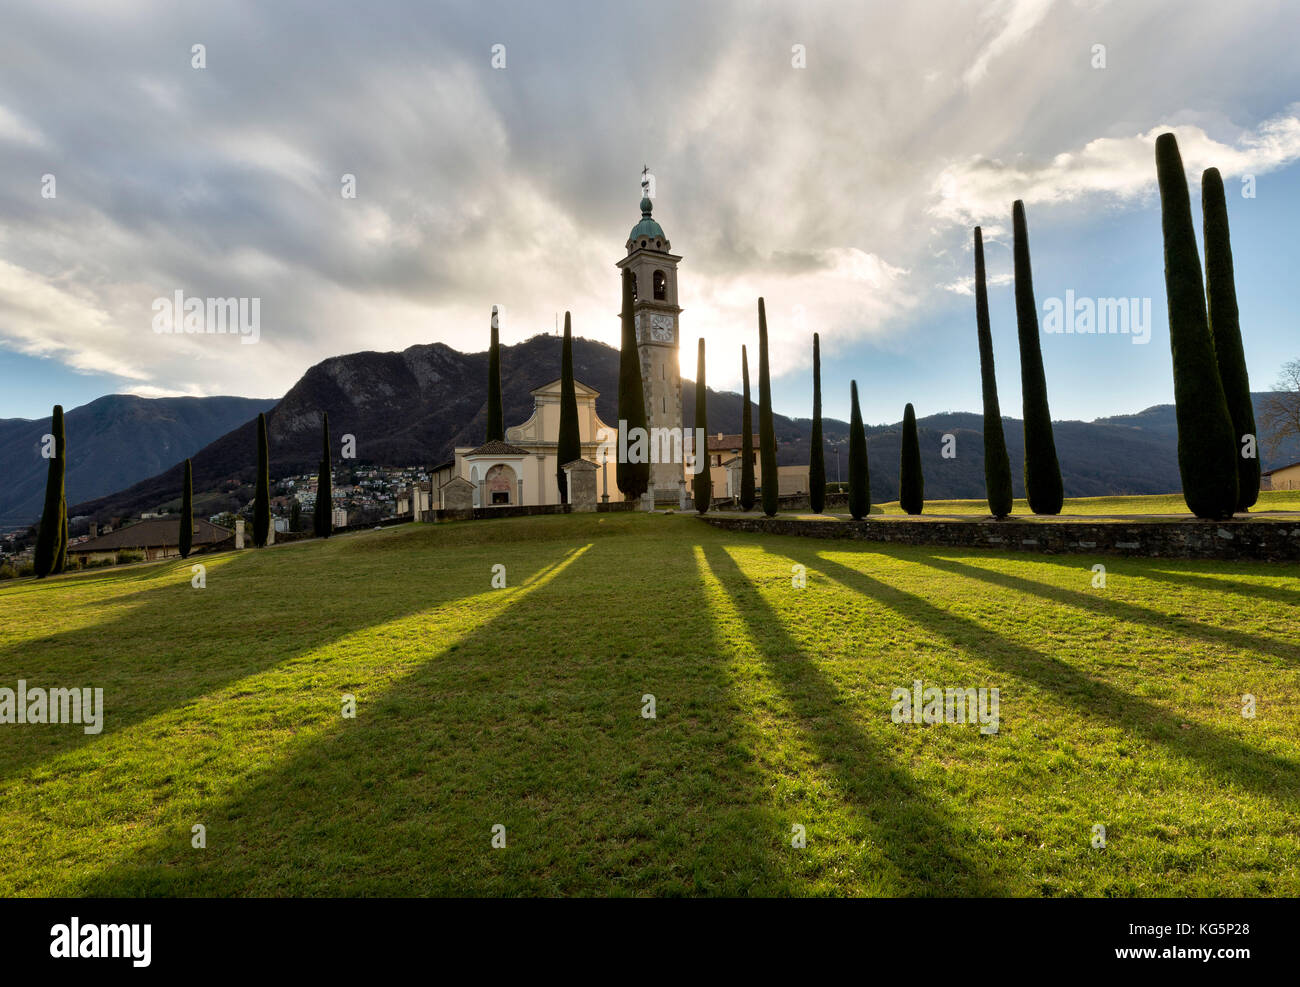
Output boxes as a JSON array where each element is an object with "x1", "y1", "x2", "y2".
[{"x1": 1, "y1": 0, "x2": 1298, "y2": 427}]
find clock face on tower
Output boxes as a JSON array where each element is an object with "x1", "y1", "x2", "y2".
[{"x1": 648, "y1": 313, "x2": 674, "y2": 343}]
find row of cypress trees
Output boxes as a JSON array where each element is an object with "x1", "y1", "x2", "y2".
[
  {"x1": 731, "y1": 203, "x2": 1056, "y2": 522},
  {"x1": 729, "y1": 298, "x2": 781, "y2": 517},
  {"x1": 733, "y1": 309, "x2": 925, "y2": 522},
  {"x1": 1155, "y1": 134, "x2": 1258, "y2": 518},
  {"x1": 969, "y1": 141, "x2": 1259, "y2": 522}
]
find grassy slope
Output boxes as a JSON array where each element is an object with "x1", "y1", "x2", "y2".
[{"x1": 1, "y1": 512, "x2": 1297, "y2": 896}]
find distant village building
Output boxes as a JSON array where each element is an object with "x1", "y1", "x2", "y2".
[
  {"x1": 699, "y1": 433, "x2": 810, "y2": 501},
  {"x1": 70, "y1": 517, "x2": 232, "y2": 564},
  {"x1": 1261, "y1": 461, "x2": 1300, "y2": 491}
]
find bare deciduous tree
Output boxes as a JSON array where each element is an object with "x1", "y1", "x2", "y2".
[{"x1": 1258, "y1": 359, "x2": 1300, "y2": 455}]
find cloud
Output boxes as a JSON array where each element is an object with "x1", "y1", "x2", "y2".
[
  {"x1": 929, "y1": 104, "x2": 1300, "y2": 226},
  {"x1": 942, "y1": 272, "x2": 1013, "y2": 297},
  {"x1": 684, "y1": 247, "x2": 915, "y2": 389},
  {"x1": 1, "y1": 0, "x2": 1299, "y2": 417},
  {"x1": 0, "y1": 104, "x2": 45, "y2": 147},
  {"x1": 963, "y1": 0, "x2": 1058, "y2": 87}
]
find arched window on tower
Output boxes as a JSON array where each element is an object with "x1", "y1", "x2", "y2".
[
  {"x1": 629, "y1": 273, "x2": 637, "y2": 301},
  {"x1": 653, "y1": 270, "x2": 667, "y2": 300}
]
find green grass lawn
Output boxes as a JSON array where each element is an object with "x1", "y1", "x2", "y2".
[
  {"x1": 2, "y1": 512, "x2": 1297, "y2": 896},
  {"x1": 866, "y1": 489, "x2": 1300, "y2": 516}
]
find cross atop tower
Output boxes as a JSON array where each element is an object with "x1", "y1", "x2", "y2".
[{"x1": 641, "y1": 164, "x2": 650, "y2": 194}]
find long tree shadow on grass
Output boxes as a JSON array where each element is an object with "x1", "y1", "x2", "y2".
[
  {"x1": 787, "y1": 545, "x2": 1300, "y2": 812},
  {"x1": 1130, "y1": 565, "x2": 1300, "y2": 610},
  {"x1": 72, "y1": 533, "x2": 793, "y2": 896},
  {"x1": 699, "y1": 542, "x2": 1009, "y2": 896},
  {"x1": 908, "y1": 554, "x2": 1299, "y2": 667},
  {"x1": 0, "y1": 528, "x2": 568, "y2": 783}
]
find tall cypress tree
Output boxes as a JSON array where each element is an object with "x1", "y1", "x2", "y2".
[
  {"x1": 758, "y1": 298, "x2": 778, "y2": 517},
  {"x1": 486, "y1": 306, "x2": 504, "y2": 442},
  {"x1": 809, "y1": 333, "x2": 826, "y2": 513},
  {"x1": 1012, "y1": 200, "x2": 1064, "y2": 515},
  {"x1": 315, "y1": 412, "x2": 333, "y2": 537},
  {"x1": 179, "y1": 458, "x2": 194, "y2": 559},
  {"x1": 253, "y1": 412, "x2": 270, "y2": 547},
  {"x1": 1156, "y1": 134, "x2": 1238, "y2": 519},
  {"x1": 693, "y1": 338, "x2": 711, "y2": 513},
  {"x1": 740, "y1": 345, "x2": 755, "y2": 511},
  {"x1": 33, "y1": 404, "x2": 66, "y2": 578},
  {"x1": 616, "y1": 268, "x2": 649, "y2": 500},
  {"x1": 974, "y1": 226, "x2": 1014, "y2": 518},
  {"x1": 848, "y1": 381, "x2": 869, "y2": 520},
  {"x1": 899, "y1": 403, "x2": 924, "y2": 515},
  {"x1": 1203, "y1": 166, "x2": 1259, "y2": 512},
  {"x1": 556, "y1": 312, "x2": 581, "y2": 504},
  {"x1": 53, "y1": 491, "x2": 68, "y2": 575}
]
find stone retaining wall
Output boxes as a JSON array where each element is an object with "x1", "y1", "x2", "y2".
[
  {"x1": 426, "y1": 500, "x2": 638, "y2": 523},
  {"x1": 698, "y1": 514, "x2": 1300, "y2": 561}
]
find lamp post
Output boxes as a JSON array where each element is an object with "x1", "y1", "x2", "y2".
[{"x1": 601, "y1": 447, "x2": 610, "y2": 503}]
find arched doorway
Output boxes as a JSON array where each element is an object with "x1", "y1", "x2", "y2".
[{"x1": 484, "y1": 463, "x2": 517, "y2": 506}]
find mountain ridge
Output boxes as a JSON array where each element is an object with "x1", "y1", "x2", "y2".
[
  {"x1": 0, "y1": 394, "x2": 277, "y2": 526},
  {"x1": 57, "y1": 335, "x2": 1299, "y2": 521}
]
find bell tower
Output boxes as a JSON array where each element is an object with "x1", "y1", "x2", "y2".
[{"x1": 616, "y1": 167, "x2": 683, "y2": 500}]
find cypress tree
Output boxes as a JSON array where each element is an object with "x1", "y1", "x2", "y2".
[
  {"x1": 616, "y1": 268, "x2": 649, "y2": 500},
  {"x1": 848, "y1": 381, "x2": 869, "y2": 520},
  {"x1": 1155, "y1": 134, "x2": 1238, "y2": 519},
  {"x1": 290, "y1": 499, "x2": 302, "y2": 532},
  {"x1": 556, "y1": 312, "x2": 581, "y2": 504},
  {"x1": 486, "y1": 306, "x2": 504, "y2": 442},
  {"x1": 758, "y1": 298, "x2": 778, "y2": 517},
  {"x1": 253, "y1": 412, "x2": 270, "y2": 547},
  {"x1": 33, "y1": 404, "x2": 65, "y2": 578},
  {"x1": 693, "y1": 338, "x2": 711, "y2": 513},
  {"x1": 740, "y1": 345, "x2": 756, "y2": 511},
  {"x1": 899, "y1": 403, "x2": 924, "y2": 515},
  {"x1": 809, "y1": 333, "x2": 826, "y2": 513},
  {"x1": 974, "y1": 226, "x2": 1014, "y2": 518},
  {"x1": 1203, "y1": 166, "x2": 1259, "y2": 512},
  {"x1": 315, "y1": 412, "x2": 333, "y2": 537},
  {"x1": 1012, "y1": 200, "x2": 1064, "y2": 515},
  {"x1": 53, "y1": 491, "x2": 68, "y2": 574},
  {"x1": 179, "y1": 458, "x2": 194, "y2": 559}
]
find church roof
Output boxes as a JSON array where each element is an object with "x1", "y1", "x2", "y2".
[
  {"x1": 529, "y1": 377, "x2": 600, "y2": 397},
  {"x1": 708, "y1": 433, "x2": 760, "y2": 452},
  {"x1": 466, "y1": 439, "x2": 531, "y2": 457},
  {"x1": 629, "y1": 195, "x2": 670, "y2": 245}
]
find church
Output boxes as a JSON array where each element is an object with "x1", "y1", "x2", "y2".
[{"x1": 414, "y1": 172, "x2": 691, "y2": 513}]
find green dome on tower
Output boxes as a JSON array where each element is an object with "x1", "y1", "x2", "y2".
[
  {"x1": 629, "y1": 196, "x2": 665, "y2": 242},
  {"x1": 628, "y1": 168, "x2": 668, "y2": 247}
]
